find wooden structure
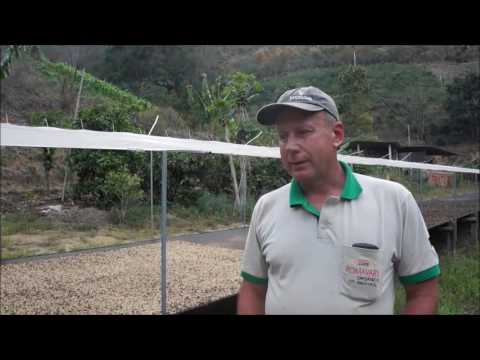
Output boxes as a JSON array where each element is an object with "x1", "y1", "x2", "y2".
[{"x1": 347, "y1": 141, "x2": 458, "y2": 162}]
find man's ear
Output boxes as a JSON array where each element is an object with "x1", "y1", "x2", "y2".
[{"x1": 332, "y1": 121, "x2": 345, "y2": 148}]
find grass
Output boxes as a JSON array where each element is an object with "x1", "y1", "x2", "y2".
[
  {"x1": 0, "y1": 193, "x2": 248, "y2": 260},
  {"x1": 1, "y1": 212, "x2": 99, "y2": 236},
  {"x1": 394, "y1": 248, "x2": 479, "y2": 314},
  {"x1": 1, "y1": 248, "x2": 39, "y2": 259},
  {"x1": 1, "y1": 212, "x2": 56, "y2": 235},
  {"x1": 121, "y1": 192, "x2": 251, "y2": 234}
]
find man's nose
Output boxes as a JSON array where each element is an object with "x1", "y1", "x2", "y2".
[{"x1": 284, "y1": 135, "x2": 301, "y2": 152}]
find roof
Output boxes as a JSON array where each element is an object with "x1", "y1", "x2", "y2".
[
  {"x1": 347, "y1": 141, "x2": 458, "y2": 156},
  {"x1": 398, "y1": 145, "x2": 458, "y2": 156},
  {"x1": 348, "y1": 141, "x2": 401, "y2": 151}
]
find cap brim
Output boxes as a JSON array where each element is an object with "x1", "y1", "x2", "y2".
[{"x1": 256, "y1": 102, "x2": 326, "y2": 125}]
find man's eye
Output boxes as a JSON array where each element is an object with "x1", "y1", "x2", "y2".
[{"x1": 299, "y1": 129, "x2": 312, "y2": 135}]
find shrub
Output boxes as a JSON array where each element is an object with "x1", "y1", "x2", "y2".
[
  {"x1": 69, "y1": 106, "x2": 144, "y2": 208},
  {"x1": 101, "y1": 169, "x2": 144, "y2": 224},
  {"x1": 195, "y1": 192, "x2": 236, "y2": 218}
]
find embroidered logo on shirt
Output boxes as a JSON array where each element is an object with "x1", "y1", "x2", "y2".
[{"x1": 344, "y1": 258, "x2": 380, "y2": 287}]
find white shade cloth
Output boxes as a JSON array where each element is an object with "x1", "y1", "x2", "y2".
[{"x1": 1, "y1": 124, "x2": 478, "y2": 174}]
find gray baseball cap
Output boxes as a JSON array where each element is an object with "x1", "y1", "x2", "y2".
[{"x1": 256, "y1": 86, "x2": 339, "y2": 125}]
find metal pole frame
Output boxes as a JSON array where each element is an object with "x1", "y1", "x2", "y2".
[
  {"x1": 150, "y1": 151, "x2": 154, "y2": 232},
  {"x1": 418, "y1": 168, "x2": 422, "y2": 205},
  {"x1": 148, "y1": 115, "x2": 160, "y2": 234},
  {"x1": 453, "y1": 171, "x2": 457, "y2": 218},
  {"x1": 476, "y1": 174, "x2": 479, "y2": 250},
  {"x1": 160, "y1": 151, "x2": 168, "y2": 315},
  {"x1": 419, "y1": 168, "x2": 422, "y2": 195}
]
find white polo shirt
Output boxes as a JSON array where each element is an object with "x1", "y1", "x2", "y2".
[{"x1": 241, "y1": 161, "x2": 440, "y2": 314}]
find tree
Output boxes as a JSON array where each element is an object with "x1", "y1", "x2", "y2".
[
  {"x1": 337, "y1": 65, "x2": 375, "y2": 140},
  {"x1": 186, "y1": 72, "x2": 263, "y2": 210},
  {"x1": 224, "y1": 72, "x2": 263, "y2": 221},
  {"x1": 0, "y1": 45, "x2": 39, "y2": 79},
  {"x1": 102, "y1": 46, "x2": 196, "y2": 99},
  {"x1": 444, "y1": 73, "x2": 480, "y2": 142},
  {"x1": 187, "y1": 74, "x2": 240, "y2": 206},
  {"x1": 30, "y1": 111, "x2": 71, "y2": 195}
]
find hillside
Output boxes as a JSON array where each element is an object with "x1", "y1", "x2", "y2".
[
  {"x1": 45, "y1": 45, "x2": 476, "y2": 146},
  {"x1": 1, "y1": 56, "x2": 152, "y2": 124},
  {"x1": 2, "y1": 47, "x2": 478, "y2": 168},
  {"x1": 3, "y1": 46, "x2": 478, "y2": 143},
  {"x1": 0, "y1": 55, "x2": 189, "y2": 197},
  {"x1": 250, "y1": 61, "x2": 478, "y2": 145},
  {"x1": 38, "y1": 45, "x2": 479, "y2": 81}
]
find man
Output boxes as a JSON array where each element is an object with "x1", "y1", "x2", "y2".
[{"x1": 237, "y1": 86, "x2": 440, "y2": 315}]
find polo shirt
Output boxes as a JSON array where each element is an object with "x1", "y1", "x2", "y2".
[{"x1": 241, "y1": 161, "x2": 440, "y2": 314}]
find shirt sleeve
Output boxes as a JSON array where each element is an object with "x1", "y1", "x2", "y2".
[
  {"x1": 240, "y1": 197, "x2": 268, "y2": 285},
  {"x1": 397, "y1": 191, "x2": 440, "y2": 285}
]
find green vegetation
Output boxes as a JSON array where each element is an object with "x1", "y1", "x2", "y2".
[
  {"x1": 6, "y1": 45, "x2": 477, "y2": 147},
  {"x1": 30, "y1": 111, "x2": 72, "y2": 194},
  {"x1": 37, "y1": 58, "x2": 152, "y2": 112},
  {"x1": 0, "y1": 193, "x2": 249, "y2": 260},
  {"x1": 251, "y1": 62, "x2": 449, "y2": 145},
  {"x1": 101, "y1": 169, "x2": 144, "y2": 224},
  {"x1": 2, "y1": 46, "x2": 478, "y2": 268},
  {"x1": 337, "y1": 65, "x2": 375, "y2": 139},
  {"x1": 1, "y1": 212, "x2": 100, "y2": 236},
  {"x1": 445, "y1": 73, "x2": 480, "y2": 143},
  {"x1": 69, "y1": 106, "x2": 145, "y2": 208},
  {"x1": 186, "y1": 71, "x2": 264, "y2": 212},
  {"x1": 1, "y1": 212, "x2": 56, "y2": 235},
  {"x1": 394, "y1": 249, "x2": 479, "y2": 314},
  {"x1": 0, "y1": 45, "x2": 39, "y2": 79}
]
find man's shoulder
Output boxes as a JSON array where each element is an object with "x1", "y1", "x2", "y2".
[
  {"x1": 258, "y1": 182, "x2": 291, "y2": 204},
  {"x1": 354, "y1": 172, "x2": 411, "y2": 198},
  {"x1": 249, "y1": 183, "x2": 291, "y2": 226}
]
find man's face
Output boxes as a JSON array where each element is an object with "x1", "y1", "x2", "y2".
[{"x1": 276, "y1": 109, "x2": 344, "y2": 184}]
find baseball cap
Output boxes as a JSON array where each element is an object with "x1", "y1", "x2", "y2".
[{"x1": 256, "y1": 86, "x2": 339, "y2": 125}]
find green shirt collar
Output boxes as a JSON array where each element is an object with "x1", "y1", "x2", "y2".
[
  {"x1": 339, "y1": 160, "x2": 363, "y2": 200},
  {"x1": 289, "y1": 160, "x2": 363, "y2": 215}
]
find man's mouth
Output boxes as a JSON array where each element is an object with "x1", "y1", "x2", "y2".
[{"x1": 290, "y1": 161, "x2": 308, "y2": 167}]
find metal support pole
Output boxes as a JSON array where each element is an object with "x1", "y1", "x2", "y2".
[
  {"x1": 452, "y1": 173, "x2": 457, "y2": 255},
  {"x1": 453, "y1": 172, "x2": 457, "y2": 216},
  {"x1": 419, "y1": 169, "x2": 422, "y2": 196},
  {"x1": 452, "y1": 219, "x2": 457, "y2": 256},
  {"x1": 160, "y1": 151, "x2": 167, "y2": 315},
  {"x1": 150, "y1": 151, "x2": 154, "y2": 232},
  {"x1": 148, "y1": 115, "x2": 160, "y2": 233},
  {"x1": 476, "y1": 174, "x2": 479, "y2": 250},
  {"x1": 239, "y1": 156, "x2": 247, "y2": 225},
  {"x1": 418, "y1": 169, "x2": 423, "y2": 212},
  {"x1": 453, "y1": 172, "x2": 457, "y2": 198}
]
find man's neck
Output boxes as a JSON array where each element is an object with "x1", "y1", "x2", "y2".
[{"x1": 299, "y1": 161, "x2": 345, "y2": 199}]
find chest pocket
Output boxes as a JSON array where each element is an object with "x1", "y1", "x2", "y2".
[{"x1": 340, "y1": 245, "x2": 385, "y2": 302}]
